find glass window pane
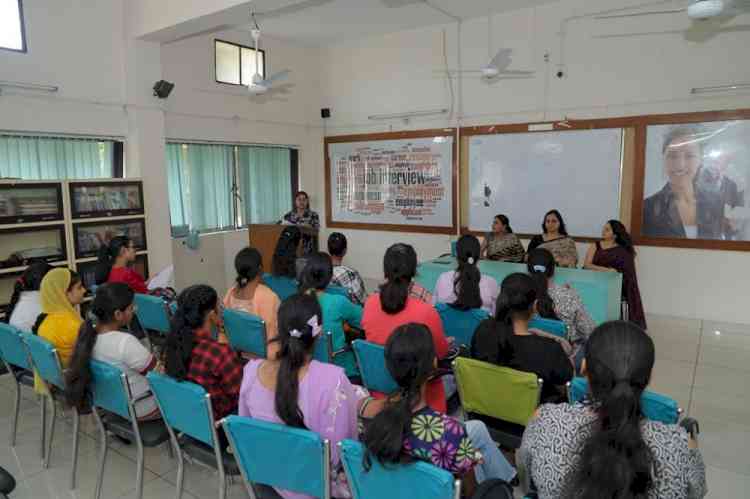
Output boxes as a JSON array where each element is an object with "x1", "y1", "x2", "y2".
[
  {"x1": 215, "y1": 41, "x2": 240, "y2": 84},
  {"x1": 0, "y1": 136, "x2": 115, "y2": 180},
  {"x1": 0, "y1": 0, "x2": 24, "y2": 51},
  {"x1": 237, "y1": 146, "x2": 292, "y2": 225},
  {"x1": 241, "y1": 47, "x2": 265, "y2": 85}
]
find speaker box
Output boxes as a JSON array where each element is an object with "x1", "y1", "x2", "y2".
[
  {"x1": 321, "y1": 108, "x2": 331, "y2": 119},
  {"x1": 153, "y1": 80, "x2": 175, "y2": 99}
]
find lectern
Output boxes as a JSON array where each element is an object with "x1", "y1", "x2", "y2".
[{"x1": 248, "y1": 224, "x2": 318, "y2": 273}]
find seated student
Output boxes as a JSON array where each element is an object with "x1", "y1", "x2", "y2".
[
  {"x1": 239, "y1": 293, "x2": 358, "y2": 499},
  {"x1": 360, "y1": 324, "x2": 516, "y2": 486},
  {"x1": 433, "y1": 234, "x2": 499, "y2": 315},
  {"x1": 223, "y1": 247, "x2": 281, "y2": 357},
  {"x1": 362, "y1": 243, "x2": 450, "y2": 412},
  {"x1": 298, "y1": 252, "x2": 363, "y2": 377},
  {"x1": 95, "y1": 236, "x2": 148, "y2": 293},
  {"x1": 328, "y1": 232, "x2": 367, "y2": 306},
  {"x1": 527, "y1": 248, "x2": 595, "y2": 367},
  {"x1": 65, "y1": 283, "x2": 160, "y2": 420},
  {"x1": 164, "y1": 285, "x2": 243, "y2": 422},
  {"x1": 265, "y1": 226, "x2": 302, "y2": 301},
  {"x1": 519, "y1": 321, "x2": 707, "y2": 499},
  {"x1": 6, "y1": 262, "x2": 52, "y2": 332},
  {"x1": 471, "y1": 273, "x2": 573, "y2": 404},
  {"x1": 32, "y1": 268, "x2": 86, "y2": 370}
]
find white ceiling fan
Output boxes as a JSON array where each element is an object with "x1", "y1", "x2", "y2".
[
  {"x1": 442, "y1": 16, "x2": 535, "y2": 82},
  {"x1": 594, "y1": 0, "x2": 750, "y2": 21},
  {"x1": 247, "y1": 24, "x2": 290, "y2": 95}
]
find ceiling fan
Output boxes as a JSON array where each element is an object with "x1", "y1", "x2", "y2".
[
  {"x1": 442, "y1": 17, "x2": 534, "y2": 82},
  {"x1": 247, "y1": 25, "x2": 290, "y2": 95},
  {"x1": 594, "y1": 0, "x2": 750, "y2": 21}
]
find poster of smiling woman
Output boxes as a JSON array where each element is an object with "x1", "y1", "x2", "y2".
[{"x1": 642, "y1": 119, "x2": 750, "y2": 242}]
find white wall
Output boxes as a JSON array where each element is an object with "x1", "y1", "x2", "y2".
[
  {"x1": 161, "y1": 29, "x2": 325, "y2": 296},
  {"x1": 318, "y1": 0, "x2": 750, "y2": 324}
]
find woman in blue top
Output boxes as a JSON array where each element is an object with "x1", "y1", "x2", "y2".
[{"x1": 298, "y1": 252, "x2": 363, "y2": 378}]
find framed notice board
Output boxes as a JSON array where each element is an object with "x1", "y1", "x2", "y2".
[{"x1": 324, "y1": 129, "x2": 457, "y2": 234}]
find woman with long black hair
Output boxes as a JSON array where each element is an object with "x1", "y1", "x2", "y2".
[
  {"x1": 433, "y1": 234, "x2": 499, "y2": 314},
  {"x1": 164, "y1": 285, "x2": 243, "y2": 421},
  {"x1": 527, "y1": 210, "x2": 579, "y2": 268},
  {"x1": 5, "y1": 261, "x2": 52, "y2": 331},
  {"x1": 65, "y1": 283, "x2": 160, "y2": 420},
  {"x1": 519, "y1": 321, "x2": 706, "y2": 498},
  {"x1": 471, "y1": 273, "x2": 573, "y2": 403},
  {"x1": 584, "y1": 220, "x2": 647, "y2": 330},
  {"x1": 239, "y1": 293, "x2": 359, "y2": 499}
]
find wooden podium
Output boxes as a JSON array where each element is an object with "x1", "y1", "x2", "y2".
[{"x1": 248, "y1": 224, "x2": 319, "y2": 273}]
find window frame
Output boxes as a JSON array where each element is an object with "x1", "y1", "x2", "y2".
[
  {"x1": 166, "y1": 141, "x2": 297, "y2": 237},
  {"x1": 214, "y1": 38, "x2": 266, "y2": 87},
  {"x1": 0, "y1": 0, "x2": 27, "y2": 53}
]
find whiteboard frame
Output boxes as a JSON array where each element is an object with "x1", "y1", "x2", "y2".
[{"x1": 324, "y1": 129, "x2": 458, "y2": 234}]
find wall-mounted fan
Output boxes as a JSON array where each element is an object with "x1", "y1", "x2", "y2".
[{"x1": 595, "y1": 0, "x2": 750, "y2": 21}]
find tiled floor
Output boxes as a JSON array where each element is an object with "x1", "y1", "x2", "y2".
[{"x1": 1, "y1": 313, "x2": 749, "y2": 498}]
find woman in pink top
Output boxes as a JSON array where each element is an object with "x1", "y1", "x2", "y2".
[
  {"x1": 362, "y1": 243, "x2": 450, "y2": 412},
  {"x1": 223, "y1": 247, "x2": 281, "y2": 358},
  {"x1": 239, "y1": 293, "x2": 359, "y2": 499}
]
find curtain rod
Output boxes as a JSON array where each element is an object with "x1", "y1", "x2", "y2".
[{"x1": 165, "y1": 137, "x2": 299, "y2": 149}]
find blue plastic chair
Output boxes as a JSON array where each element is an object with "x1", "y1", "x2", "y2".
[
  {"x1": 435, "y1": 303, "x2": 489, "y2": 347},
  {"x1": 313, "y1": 331, "x2": 335, "y2": 364},
  {"x1": 262, "y1": 273, "x2": 298, "y2": 301},
  {"x1": 567, "y1": 377, "x2": 682, "y2": 424},
  {"x1": 0, "y1": 324, "x2": 35, "y2": 448},
  {"x1": 450, "y1": 241, "x2": 458, "y2": 257},
  {"x1": 22, "y1": 333, "x2": 70, "y2": 471},
  {"x1": 89, "y1": 360, "x2": 170, "y2": 499},
  {"x1": 222, "y1": 308, "x2": 267, "y2": 358},
  {"x1": 339, "y1": 439, "x2": 460, "y2": 499},
  {"x1": 352, "y1": 340, "x2": 398, "y2": 394},
  {"x1": 134, "y1": 293, "x2": 172, "y2": 333},
  {"x1": 222, "y1": 415, "x2": 332, "y2": 499},
  {"x1": 147, "y1": 372, "x2": 240, "y2": 499},
  {"x1": 528, "y1": 316, "x2": 567, "y2": 339}
]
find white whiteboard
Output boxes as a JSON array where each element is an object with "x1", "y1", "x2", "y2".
[
  {"x1": 328, "y1": 136, "x2": 454, "y2": 229},
  {"x1": 468, "y1": 129, "x2": 623, "y2": 237}
]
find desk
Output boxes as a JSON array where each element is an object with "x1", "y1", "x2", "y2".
[{"x1": 415, "y1": 257, "x2": 622, "y2": 324}]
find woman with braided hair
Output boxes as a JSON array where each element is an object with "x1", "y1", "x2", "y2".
[
  {"x1": 239, "y1": 293, "x2": 359, "y2": 499},
  {"x1": 360, "y1": 323, "x2": 516, "y2": 486},
  {"x1": 164, "y1": 284, "x2": 242, "y2": 421},
  {"x1": 362, "y1": 243, "x2": 450, "y2": 412}
]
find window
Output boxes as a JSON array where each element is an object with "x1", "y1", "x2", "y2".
[
  {"x1": 0, "y1": 0, "x2": 26, "y2": 52},
  {"x1": 215, "y1": 39, "x2": 265, "y2": 86},
  {"x1": 0, "y1": 135, "x2": 124, "y2": 180},
  {"x1": 166, "y1": 142, "x2": 297, "y2": 236}
]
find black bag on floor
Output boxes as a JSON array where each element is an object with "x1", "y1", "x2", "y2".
[{"x1": 471, "y1": 479, "x2": 514, "y2": 499}]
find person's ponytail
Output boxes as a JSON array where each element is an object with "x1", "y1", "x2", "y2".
[
  {"x1": 94, "y1": 236, "x2": 131, "y2": 285},
  {"x1": 274, "y1": 294, "x2": 321, "y2": 429},
  {"x1": 165, "y1": 285, "x2": 217, "y2": 380},
  {"x1": 566, "y1": 321, "x2": 655, "y2": 499},
  {"x1": 65, "y1": 318, "x2": 99, "y2": 411},
  {"x1": 5, "y1": 262, "x2": 53, "y2": 324},
  {"x1": 380, "y1": 244, "x2": 418, "y2": 314},
  {"x1": 526, "y1": 248, "x2": 559, "y2": 320},
  {"x1": 452, "y1": 235, "x2": 482, "y2": 311},
  {"x1": 4, "y1": 279, "x2": 24, "y2": 324}
]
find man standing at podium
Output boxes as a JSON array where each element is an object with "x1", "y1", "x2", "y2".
[{"x1": 282, "y1": 191, "x2": 320, "y2": 254}]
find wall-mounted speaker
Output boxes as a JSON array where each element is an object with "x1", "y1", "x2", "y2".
[
  {"x1": 321, "y1": 108, "x2": 331, "y2": 119},
  {"x1": 153, "y1": 80, "x2": 175, "y2": 99}
]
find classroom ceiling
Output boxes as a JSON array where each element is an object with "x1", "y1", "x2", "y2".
[{"x1": 159, "y1": 0, "x2": 560, "y2": 46}]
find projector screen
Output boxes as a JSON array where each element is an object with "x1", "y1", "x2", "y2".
[{"x1": 468, "y1": 128, "x2": 624, "y2": 237}]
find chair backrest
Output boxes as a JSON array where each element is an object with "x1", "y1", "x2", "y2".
[
  {"x1": 0, "y1": 323, "x2": 32, "y2": 370},
  {"x1": 134, "y1": 293, "x2": 171, "y2": 334},
  {"x1": 222, "y1": 308, "x2": 267, "y2": 358},
  {"x1": 22, "y1": 333, "x2": 65, "y2": 389},
  {"x1": 450, "y1": 241, "x2": 458, "y2": 257},
  {"x1": 222, "y1": 415, "x2": 331, "y2": 499},
  {"x1": 435, "y1": 303, "x2": 489, "y2": 347},
  {"x1": 313, "y1": 331, "x2": 334, "y2": 364},
  {"x1": 262, "y1": 273, "x2": 298, "y2": 301},
  {"x1": 89, "y1": 359, "x2": 132, "y2": 419},
  {"x1": 453, "y1": 357, "x2": 541, "y2": 426},
  {"x1": 339, "y1": 439, "x2": 459, "y2": 499},
  {"x1": 352, "y1": 340, "x2": 398, "y2": 394},
  {"x1": 147, "y1": 372, "x2": 215, "y2": 447},
  {"x1": 567, "y1": 377, "x2": 680, "y2": 424},
  {"x1": 325, "y1": 285, "x2": 349, "y2": 299},
  {"x1": 528, "y1": 316, "x2": 567, "y2": 339}
]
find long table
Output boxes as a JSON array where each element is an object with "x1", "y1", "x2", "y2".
[{"x1": 415, "y1": 257, "x2": 622, "y2": 324}]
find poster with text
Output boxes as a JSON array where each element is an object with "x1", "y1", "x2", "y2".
[{"x1": 327, "y1": 135, "x2": 454, "y2": 230}]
